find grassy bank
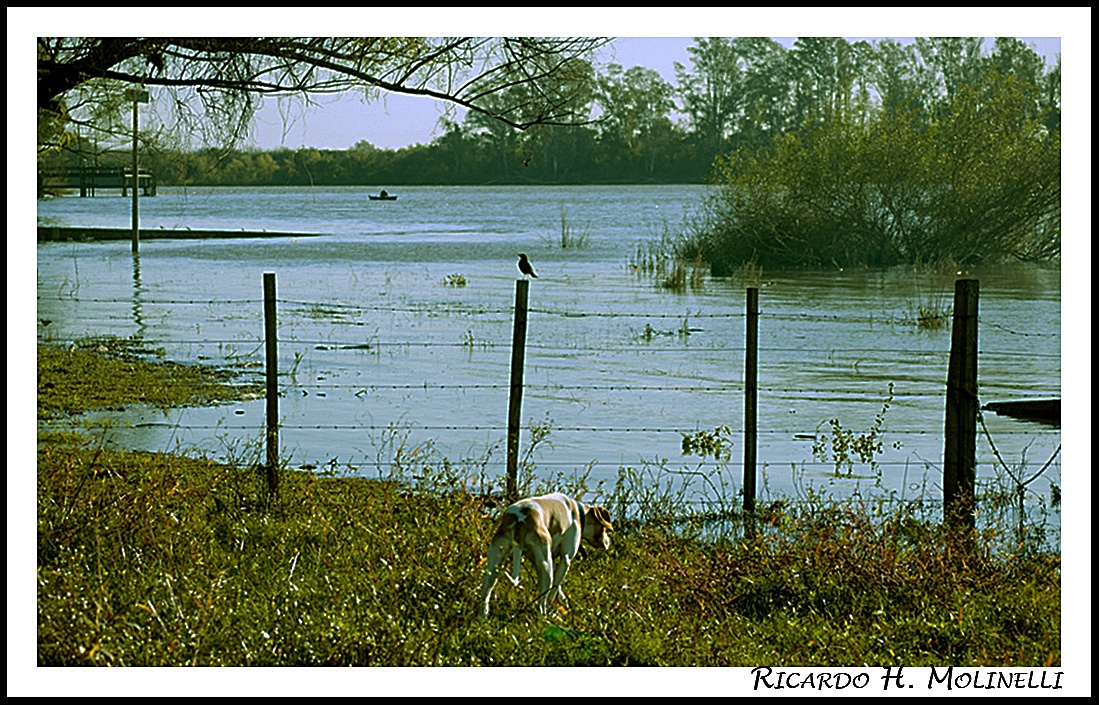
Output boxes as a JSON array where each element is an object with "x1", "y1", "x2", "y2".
[
  {"x1": 36, "y1": 344, "x2": 1060, "y2": 666},
  {"x1": 37, "y1": 340, "x2": 262, "y2": 416}
]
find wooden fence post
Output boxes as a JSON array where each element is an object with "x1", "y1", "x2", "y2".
[
  {"x1": 744, "y1": 287, "x2": 759, "y2": 523},
  {"x1": 263, "y1": 272, "x2": 280, "y2": 502},
  {"x1": 505, "y1": 278, "x2": 530, "y2": 504},
  {"x1": 944, "y1": 279, "x2": 979, "y2": 529}
]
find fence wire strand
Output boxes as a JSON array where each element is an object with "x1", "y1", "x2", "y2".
[{"x1": 37, "y1": 290, "x2": 1060, "y2": 485}]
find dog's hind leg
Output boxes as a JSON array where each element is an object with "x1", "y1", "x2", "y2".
[
  {"x1": 506, "y1": 545, "x2": 522, "y2": 587},
  {"x1": 480, "y1": 539, "x2": 508, "y2": 617},
  {"x1": 534, "y1": 555, "x2": 555, "y2": 614},
  {"x1": 550, "y1": 555, "x2": 572, "y2": 607},
  {"x1": 480, "y1": 567, "x2": 498, "y2": 618}
]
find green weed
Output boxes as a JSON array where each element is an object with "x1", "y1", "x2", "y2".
[
  {"x1": 812, "y1": 383, "x2": 896, "y2": 478},
  {"x1": 554, "y1": 204, "x2": 590, "y2": 249}
]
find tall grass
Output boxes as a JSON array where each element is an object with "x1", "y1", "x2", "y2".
[
  {"x1": 910, "y1": 258, "x2": 959, "y2": 330},
  {"x1": 36, "y1": 438, "x2": 1060, "y2": 667},
  {"x1": 35, "y1": 343, "x2": 1060, "y2": 667},
  {"x1": 630, "y1": 220, "x2": 705, "y2": 294},
  {"x1": 545, "y1": 204, "x2": 590, "y2": 249}
]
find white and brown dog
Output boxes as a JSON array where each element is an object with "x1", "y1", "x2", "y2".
[{"x1": 480, "y1": 492, "x2": 613, "y2": 617}]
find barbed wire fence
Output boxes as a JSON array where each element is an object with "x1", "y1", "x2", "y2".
[{"x1": 37, "y1": 274, "x2": 1061, "y2": 546}]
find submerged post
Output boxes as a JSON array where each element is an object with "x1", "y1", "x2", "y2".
[
  {"x1": 263, "y1": 272, "x2": 280, "y2": 502},
  {"x1": 744, "y1": 287, "x2": 759, "y2": 520},
  {"x1": 505, "y1": 278, "x2": 531, "y2": 504},
  {"x1": 944, "y1": 279, "x2": 979, "y2": 529}
]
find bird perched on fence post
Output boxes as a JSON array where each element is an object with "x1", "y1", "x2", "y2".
[{"x1": 517, "y1": 253, "x2": 539, "y2": 279}]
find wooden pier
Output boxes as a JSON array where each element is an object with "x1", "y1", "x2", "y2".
[{"x1": 38, "y1": 167, "x2": 157, "y2": 198}]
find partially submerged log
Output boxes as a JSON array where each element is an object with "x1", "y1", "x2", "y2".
[{"x1": 982, "y1": 399, "x2": 1060, "y2": 427}]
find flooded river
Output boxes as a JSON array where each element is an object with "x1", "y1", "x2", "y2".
[{"x1": 36, "y1": 185, "x2": 1062, "y2": 524}]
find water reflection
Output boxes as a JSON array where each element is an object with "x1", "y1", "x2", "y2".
[{"x1": 131, "y1": 253, "x2": 146, "y2": 339}]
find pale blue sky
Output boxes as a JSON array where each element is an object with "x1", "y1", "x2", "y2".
[{"x1": 250, "y1": 35, "x2": 1063, "y2": 152}]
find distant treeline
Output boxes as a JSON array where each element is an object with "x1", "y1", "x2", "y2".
[
  {"x1": 148, "y1": 134, "x2": 708, "y2": 187},
  {"x1": 42, "y1": 37, "x2": 1060, "y2": 191},
  {"x1": 58, "y1": 115, "x2": 710, "y2": 186}
]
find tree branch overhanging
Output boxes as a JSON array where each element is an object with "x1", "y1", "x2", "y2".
[{"x1": 37, "y1": 37, "x2": 610, "y2": 153}]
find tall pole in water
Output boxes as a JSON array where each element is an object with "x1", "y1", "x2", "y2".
[
  {"x1": 743, "y1": 287, "x2": 759, "y2": 514},
  {"x1": 125, "y1": 88, "x2": 149, "y2": 253},
  {"x1": 944, "y1": 279, "x2": 979, "y2": 530},
  {"x1": 131, "y1": 97, "x2": 139, "y2": 253}
]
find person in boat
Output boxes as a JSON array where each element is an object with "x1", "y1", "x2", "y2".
[{"x1": 379, "y1": 189, "x2": 389, "y2": 198}]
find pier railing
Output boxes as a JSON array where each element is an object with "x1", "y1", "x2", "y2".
[{"x1": 38, "y1": 166, "x2": 157, "y2": 198}]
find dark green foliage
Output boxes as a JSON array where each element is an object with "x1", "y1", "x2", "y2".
[
  {"x1": 683, "y1": 63, "x2": 1060, "y2": 272},
  {"x1": 40, "y1": 37, "x2": 1061, "y2": 196}
]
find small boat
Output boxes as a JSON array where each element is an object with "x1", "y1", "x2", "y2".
[{"x1": 369, "y1": 190, "x2": 397, "y2": 201}]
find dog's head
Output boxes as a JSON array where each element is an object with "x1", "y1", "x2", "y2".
[{"x1": 582, "y1": 504, "x2": 614, "y2": 549}]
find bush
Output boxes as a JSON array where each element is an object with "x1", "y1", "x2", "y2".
[{"x1": 684, "y1": 75, "x2": 1060, "y2": 273}]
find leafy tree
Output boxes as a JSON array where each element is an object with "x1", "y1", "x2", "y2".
[
  {"x1": 1039, "y1": 56, "x2": 1061, "y2": 134},
  {"x1": 462, "y1": 55, "x2": 596, "y2": 182},
  {"x1": 675, "y1": 38, "x2": 743, "y2": 164},
  {"x1": 911, "y1": 76, "x2": 1060, "y2": 263},
  {"x1": 685, "y1": 61, "x2": 1060, "y2": 272},
  {"x1": 913, "y1": 37, "x2": 987, "y2": 110},
  {"x1": 787, "y1": 37, "x2": 863, "y2": 130},
  {"x1": 595, "y1": 64, "x2": 675, "y2": 175},
  {"x1": 464, "y1": 86, "x2": 526, "y2": 180},
  {"x1": 518, "y1": 58, "x2": 597, "y2": 182},
  {"x1": 989, "y1": 37, "x2": 1046, "y2": 87},
  {"x1": 869, "y1": 39, "x2": 929, "y2": 120},
  {"x1": 734, "y1": 37, "x2": 793, "y2": 147},
  {"x1": 596, "y1": 64, "x2": 675, "y2": 151},
  {"x1": 426, "y1": 119, "x2": 476, "y2": 183}
]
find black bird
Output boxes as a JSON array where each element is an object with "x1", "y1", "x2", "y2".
[{"x1": 517, "y1": 253, "x2": 539, "y2": 279}]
